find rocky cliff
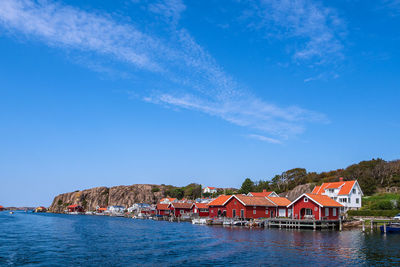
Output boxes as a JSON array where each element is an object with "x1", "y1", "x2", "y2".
[
  {"x1": 49, "y1": 184, "x2": 168, "y2": 213},
  {"x1": 279, "y1": 183, "x2": 314, "y2": 201}
]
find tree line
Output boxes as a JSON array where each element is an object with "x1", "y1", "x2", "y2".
[{"x1": 238, "y1": 159, "x2": 400, "y2": 196}]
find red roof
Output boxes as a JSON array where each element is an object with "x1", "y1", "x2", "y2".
[
  {"x1": 312, "y1": 180, "x2": 357, "y2": 195},
  {"x1": 194, "y1": 203, "x2": 209, "y2": 209},
  {"x1": 207, "y1": 187, "x2": 216, "y2": 189},
  {"x1": 171, "y1": 203, "x2": 193, "y2": 209},
  {"x1": 266, "y1": 197, "x2": 291, "y2": 206},
  {"x1": 234, "y1": 195, "x2": 275, "y2": 207},
  {"x1": 305, "y1": 194, "x2": 343, "y2": 207},
  {"x1": 67, "y1": 204, "x2": 79, "y2": 208},
  {"x1": 156, "y1": 204, "x2": 170, "y2": 210},
  {"x1": 248, "y1": 190, "x2": 276, "y2": 197},
  {"x1": 0, "y1": 206, "x2": 3, "y2": 209},
  {"x1": 207, "y1": 195, "x2": 232, "y2": 206}
]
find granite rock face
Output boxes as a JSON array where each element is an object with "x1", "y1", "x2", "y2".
[
  {"x1": 49, "y1": 184, "x2": 167, "y2": 212},
  {"x1": 279, "y1": 183, "x2": 314, "y2": 201}
]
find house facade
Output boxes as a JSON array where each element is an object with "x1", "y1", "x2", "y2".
[
  {"x1": 288, "y1": 193, "x2": 342, "y2": 220},
  {"x1": 67, "y1": 204, "x2": 84, "y2": 213},
  {"x1": 203, "y1": 186, "x2": 217, "y2": 194},
  {"x1": 266, "y1": 197, "x2": 292, "y2": 218},
  {"x1": 208, "y1": 195, "x2": 231, "y2": 217},
  {"x1": 193, "y1": 203, "x2": 209, "y2": 217},
  {"x1": 156, "y1": 203, "x2": 171, "y2": 216},
  {"x1": 312, "y1": 178, "x2": 363, "y2": 211},
  {"x1": 224, "y1": 195, "x2": 277, "y2": 219},
  {"x1": 170, "y1": 203, "x2": 194, "y2": 217}
]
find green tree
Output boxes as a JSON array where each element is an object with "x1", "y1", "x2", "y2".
[{"x1": 239, "y1": 178, "x2": 254, "y2": 194}]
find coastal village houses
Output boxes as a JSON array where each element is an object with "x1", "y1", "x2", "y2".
[
  {"x1": 0, "y1": 205, "x2": 4, "y2": 211},
  {"x1": 156, "y1": 203, "x2": 171, "y2": 216},
  {"x1": 170, "y1": 202, "x2": 194, "y2": 217},
  {"x1": 311, "y1": 178, "x2": 363, "y2": 211},
  {"x1": 288, "y1": 193, "x2": 343, "y2": 220},
  {"x1": 203, "y1": 186, "x2": 217, "y2": 194}
]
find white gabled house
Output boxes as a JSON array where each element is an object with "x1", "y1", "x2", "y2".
[
  {"x1": 203, "y1": 186, "x2": 217, "y2": 194},
  {"x1": 311, "y1": 178, "x2": 363, "y2": 211}
]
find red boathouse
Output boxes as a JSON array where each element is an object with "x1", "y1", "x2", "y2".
[
  {"x1": 223, "y1": 195, "x2": 277, "y2": 219},
  {"x1": 67, "y1": 204, "x2": 84, "y2": 213},
  {"x1": 170, "y1": 203, "x2": 194, "y2": 217},
  {"x1": 208, "y1": 195, "x2": 231, "y2": 217},
  {"x1": 288, "y1": 193, "x2": 342, "y2": 220},
  {"x1": 156, "y1": 203, "x2": 171, "y2": 216},
  {"x1": 193, "y1": 203, "x2": 209, "y2": 217}
]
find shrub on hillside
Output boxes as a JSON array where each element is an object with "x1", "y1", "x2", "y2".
[
  {"x1": 370, "y1": 200, "x2": 394, "y2": 210},
  {"x1": 348, "y1": 209, "x2": 400, "y2": 217}
]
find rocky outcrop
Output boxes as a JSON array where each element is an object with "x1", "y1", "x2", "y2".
[
  {"x1": 279, "y1": 183, "x2": 314, "y2": 201},
  {"x1": 49, "y1": 184, "x2": 167, "y2": 213}
]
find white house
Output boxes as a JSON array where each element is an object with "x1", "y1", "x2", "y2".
[
  {"x1": 203, "y1": 186, "x2": 217, "y2": 194},
  {"x1": 311, "y1": 178, "x2": 363, "y2": 211},
  {"x1": 108, "y1": 205, "x2": 126, "y2": 214}
]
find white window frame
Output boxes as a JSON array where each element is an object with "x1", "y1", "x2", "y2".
[
  {"x1": 356, "y1": 198, "x2": 359, "y2": 204},
  {"x1": 180, "y1": 210, "x2": 184, "y2": 214},
  {"x1": 266, "y1": 209, "x2": 269, "y2": 215},
  {"x1": 325, "y1": 207, "x2": 329, "y2": 216},
  {"x1": 304, "y1": 197, "x2": 308, "y2": 202},
  {"x1": 333, "y1": 208, "x2": 337, "y2": 216},
  {"x1": 253, "y1": 209, "x2": 256, "y2": 215}
]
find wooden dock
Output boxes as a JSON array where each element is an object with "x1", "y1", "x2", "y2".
[{"x1": 264, "y1": 218, "x2": 341, "y2": 230}]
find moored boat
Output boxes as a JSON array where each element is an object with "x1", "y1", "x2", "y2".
[{"x1": 380, "y1": 223, "x2": 400, "y2": 233}]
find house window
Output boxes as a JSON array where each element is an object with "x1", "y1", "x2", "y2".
[
  {"x1": 304, "y1": 197, "x2": 308, "y2": 202},
  {"x1": 314, "y1": 207, "x2": 318, "y2": 212},
  {"x1": 211, "y1": 210, "x2": 214, "y2": 213},
  {"x1": 306, "y1": 209, "x2": 312, "y2": 215},
  {"x1": 356, "y1": 198, "x2": 359, "y2": 204},
  {"x1": 352, "y1": 189, "x2": 356, "y2": 194},
  {"x1": 266, "y1": 209, "x2": 269, "y2": 215},
  {"x1": 241, "y1": 209, "x2": 244, "y2": 218},
  {"x1": 253, "y1": 210, "x2": 256, "y2": 215},
  {"x1": 234, "y1": 201, "x2": 237, "y2": 205},
  {"x1": 333, "y1": 208, "x2": 337, "y2": 216},
  {"x1": 180, "y1": 210, "x2": 184, "y2": 214},
  {"x1": 232, "y1": 209, "x2": 236, "y2": 217},
  {"x1": 348, "y1": 198, "x2": 351, "y2": 203},
  {"x1": 325, "y1": 208, "x2": 329, "y2": 216}
]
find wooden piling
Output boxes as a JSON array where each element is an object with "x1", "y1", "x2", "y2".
[
  {"x1": 362, "y1": 220, "x2": 365, "y2": 232},
  {"x1": 383, "y1": 223, "x2": 387, "y2": 234}
]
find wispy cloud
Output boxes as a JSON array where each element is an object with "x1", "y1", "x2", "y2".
[
  {"x1": 247, "y1": 134, "x2": 282, "y2": 144},
  {"x1": 0, "y1": 0, "x2": 328, "y2": 143},
  {"x1": 242, "y1": 0, "x2": 346, "y2": 64},
  {"x1": 148, "y1": 0, "x2": 186, "y2": 25}
]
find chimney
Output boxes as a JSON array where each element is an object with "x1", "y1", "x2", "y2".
[
  {"x1": 263, "y1": 189, "x2": 267, "y2": 193},
  {"x1": 339, "y1": 177, "x2": 343, "y2": 182}
]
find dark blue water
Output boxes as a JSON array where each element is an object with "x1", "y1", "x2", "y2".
[{"x1": 1, "y1": 212, "x2": 400, "y2": 266}]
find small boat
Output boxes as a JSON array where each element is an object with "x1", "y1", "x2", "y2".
[
  {"x1": 9, "y1": 211, "x2": 14, "y2": 214},
  {"x1": 380, "y1": 223, "x2": 400, "y2": 233},
  {"x1": 233, "y1": 220, "x2": 246, "y2": 226},
  {"x1": 192, "y1": 218, "x2": 207, "y2": 224}
]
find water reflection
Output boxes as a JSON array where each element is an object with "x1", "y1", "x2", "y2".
[{"x1": 1, "y1": 212, "x2": 400, "y2": 266}]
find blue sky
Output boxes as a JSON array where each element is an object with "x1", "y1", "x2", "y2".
[{"x1": 0, "y1": 0, "x2": 399, "y2": 206}]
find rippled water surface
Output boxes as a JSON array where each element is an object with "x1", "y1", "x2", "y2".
[{"x1": 1, "y1": 212, "x2": 400, "y2": 266}]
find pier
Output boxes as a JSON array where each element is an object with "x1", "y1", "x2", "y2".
[{"x1": 263, "y1": 218, "x2": 341, "y2": 230}]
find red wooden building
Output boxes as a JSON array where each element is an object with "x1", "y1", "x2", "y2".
[
  {"x1": 208, "y1": 195, "x2": 231, "y2": 217},
  {"x1": 266, "y1": 197, "x2": 292, "y2": 217},
  {"x1": 193, "y1": 203, "x2": 209, "y2": 217},
  {"x1": 156, "y1": 203, "x2": 171, "y2": 216},
  {"x1": 170, "y1": 202, "x2": 194, "y2": 217},
  {"x1": 288, "y1": 193, "x2": 342, "y2": 220},
  {"x1": 223, "y1": 195, "x2": 278, "y2": 219},
  {"x1": 67, "y1": 204, "x2": 84, "y2": 213},
  {"x1": 0, "y1": 205, "x2": 4, "y2": 211}
]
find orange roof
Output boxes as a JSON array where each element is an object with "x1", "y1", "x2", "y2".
[
  {"x1": 305, "y1": 194, "x2": 343, "y2": 207},
  {"x1": 266, "y1": 197, "x2": 291, "y2": 206},
  {"x1": 207, "y1": 195, "x2": 232, "y2": 206},
  {"x1": 67, "y1": 204, "x2": 79, "y2": 208},
  {"x1": 194, "y1": 203, "x2": 209, "y2": 209},
  {"x1": 249, "y1": 191, "x2": 275, "y2": 197},
  {"x1": 235, "y1": 195, "x2": 275, "y2": 206},
  {"x1": 0, "y1": 206, "x2": 3, "y2": 209},
  {"x1": 156, "y1": 204, "x2": 170, "y2": 210},
  {"x1": 160, "y1": 198, "x2": 176, "y2": 202},
  {"x1": 171, "y1": 203, "x2": 193, "y2": 209},
  {"x1": 313, "y1": 180, "x2": 356, "y2": 195},
  {"x1": 98, "y1": 207, "x2": 107, "y2": 211}
]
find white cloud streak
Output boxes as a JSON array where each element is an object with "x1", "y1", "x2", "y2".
[
  {"x1": 247, "y1": 134, "x2": 282, "y2": 144},
  {"x1": 244, "y1": 0, "x2": 345, "y2": 64},
  {"x1": 0, "y1": 0, "x2": 328, "y2": 142}
]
